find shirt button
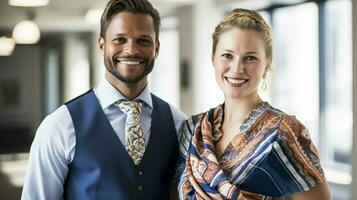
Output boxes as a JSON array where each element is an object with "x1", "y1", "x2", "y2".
[
  {"x1": 137, "y1": 185, "x2": 143, "y2": 191},
  {"x1": 138, "y1": 170, "x2": 143, "y2": 176}
]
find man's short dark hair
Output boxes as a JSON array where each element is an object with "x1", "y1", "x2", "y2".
[{"x1": 100, "y1": 0, "x2": 161, "y2": 41}]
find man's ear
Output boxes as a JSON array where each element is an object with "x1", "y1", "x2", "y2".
[
  {"x1": 155, "y1": 40, "x2": 160, "y2": 57},
  {"x1": 99, "y1": 37, "x2": 105, "y2": 56}
]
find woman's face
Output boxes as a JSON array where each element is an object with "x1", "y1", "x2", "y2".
[{"x1": 212, "y1": 28, "x2": 271, "y2": 100}]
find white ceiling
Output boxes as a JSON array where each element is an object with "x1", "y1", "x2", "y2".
[
  {"x1": 0, "y1": 0, "x2": 305, "y2": 34},
  {"x1": 0, "y1": 0, "x2": 194, "y2": 33}
]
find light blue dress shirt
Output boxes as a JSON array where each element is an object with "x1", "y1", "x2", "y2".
[{"x1": 21, "y1": 79, "x2": 186, "y2": 200}]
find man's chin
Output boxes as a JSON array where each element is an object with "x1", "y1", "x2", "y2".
[
  {"x1": 119, "y1": 78, "x2": 143, "y2": 84},
  {"x1": 115, "y1": 74, "x2": 147, "y2": 84},
  {"x1": 106, "y1": 63, "x2": 153, "y2": 85}
]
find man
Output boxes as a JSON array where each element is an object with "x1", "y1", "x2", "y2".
[{"x1": 21, "y1": 0, "x2": 186, "y2": 199}]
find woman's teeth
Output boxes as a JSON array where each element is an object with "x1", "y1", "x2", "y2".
[{"x1": 226, "y1": 77, "x2": 247, "y2": 84}]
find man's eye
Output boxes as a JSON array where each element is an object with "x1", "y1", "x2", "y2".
[
  {"x1": 138, "y1": 38, "x2": 152, "y2": 46},
  {"x1": 114, "y1": 37, "x2": 126, "y2": 44}
]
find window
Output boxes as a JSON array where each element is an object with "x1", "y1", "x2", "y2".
[
  {"x1": 322, "y1": 0, "x2": 352, "y2": 167},
  {"x1": 268, "y1": 0, "x2": 352, "y2": 172},
  {"x1": 271, "y1": 2, "x2": 320, "y2": 143}
]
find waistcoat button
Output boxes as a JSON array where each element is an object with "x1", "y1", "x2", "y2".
[
  {"x1": 137, "y1": 185, "x2": 143, "y2": 191},
  {"x1": 138, "y1": 170, "x2": 143, "y2": 176}
]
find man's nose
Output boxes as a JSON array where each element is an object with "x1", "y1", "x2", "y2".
[{"x1": 123, "y1": 41, "x2": 139, "y2": 55}]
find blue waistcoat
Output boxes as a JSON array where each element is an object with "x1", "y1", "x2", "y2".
[{"x1": 63, "y1": 90, "x2": 178, "y2": 200}]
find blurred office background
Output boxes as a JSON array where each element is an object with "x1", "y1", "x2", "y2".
[{"x1": 0, "y1": 0, "x2": 355, "y2": 199}]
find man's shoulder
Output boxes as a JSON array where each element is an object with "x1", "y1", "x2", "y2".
[
  {"x1": 168, "y1": 104, "x2": 186, "y2": 120},
  {"x1": 41, "y1": 105, "x2": 72, "y2": 128},
  {"x1": 33, "y1": 105, "x2": 73, "y2": 147},
  {"x1": 150, "y1": 94, "x2": 186, "y2": 120},
  {"x1": 65, "y1": 90, "x2": 94, "y2": 105},
  {"x1": 150, "y1": 93, "x2": 168, "y2": 105}
]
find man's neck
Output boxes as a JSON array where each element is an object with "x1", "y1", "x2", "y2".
[{"x1": 105, "y1": 72, "x2": 147, "y2": 100}]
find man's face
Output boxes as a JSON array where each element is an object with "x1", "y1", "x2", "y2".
[{"x1": 99, "y1": 12, "x2": 159, "y2": 84}]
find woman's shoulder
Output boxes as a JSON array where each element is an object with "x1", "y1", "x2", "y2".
[
  {"x1": 264, "y1": 108, "x2": 310, "y2": 146},
  {"x1": 263, "y1": 104, "x2": 305, "y2": 132},
  {"x1": 181, "y1": 112, "x2": 205, "y2": 132},
  {"x1": 276, "y1": 113, "x2": 317, "y2": 154},
  {"x1": 251, "y1": 103, "x2": 294, "y2": 133},
  {"x1": 188, "y1": 111, "x2": 206, "y2": 124},
  {"x1": 186, "y1": 105, "x2": 222, "y2": 126},
  {"x1": 274, "y1": 112, "x2": 309, "y2": 140},
  {"x1": 269, "y1": 108, "x2": 325, "y2": 176},
  {"x1": 263, "y1": 103, "x2": 289, "y2": 119},
  {"x1": 262, "y1": 105, "x2": 315, "y2": 154},
  {"x1": 178, "y1": 108, "x2": 212, "y2": 142}
]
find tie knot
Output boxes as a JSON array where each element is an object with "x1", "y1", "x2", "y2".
[{"x1": 116, "y1": 100, "x2": 142, "y2": 115}]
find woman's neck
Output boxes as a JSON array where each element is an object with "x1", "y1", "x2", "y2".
[{"x1": 223, "y1": 93, "x2": 263, "y2": 125}]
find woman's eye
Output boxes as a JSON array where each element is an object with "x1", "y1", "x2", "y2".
[
  {"x1": 221, "y1": 53, "x2": 233, "y2": 59},
  {"x1": 244, "y1": 56, "x2": 257, "y2": 62}
]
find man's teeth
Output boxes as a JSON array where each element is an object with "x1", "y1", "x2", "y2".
[
  {"x1": 226, "y1": 78, "x2": 247, "y2": 84},
  {"x1": 119, "y1": 60, "x2": 141, "y2": 65}
]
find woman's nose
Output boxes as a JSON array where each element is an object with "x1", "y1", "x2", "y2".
[{"x1": 231, "y1": 59, "x2": 244, "y2": 73}]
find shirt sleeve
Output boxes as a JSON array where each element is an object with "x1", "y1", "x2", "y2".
[
  {"x1": 167, "y1": 104, "x2": 187, "y2": 184},
  {"x1": 169, "y1": 104, "x2": 187, "y2": 136},
  {"x1": 21, "y1": 106, "x2": 75, "y2": 200},
  {"x1": 277, "y1": 115, "x2": 325, "y2": 192},
  {"x1": 175, "y1": 117, "x2": 196, "y2": 185}
]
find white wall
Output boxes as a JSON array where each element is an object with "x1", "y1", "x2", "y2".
[
  {"x1": 176, "y1": 5, "x2": 194, "y2": 115},
  {"x1": 63, "y1": 34, "x2": 91, "y2": 101},
  {"x1": 175, "y1": 0, "x2": 224, "y2": 115},
  {"x1": 91, "y1": 31, "x2": 106, "y2": 86},
  {"x1": 150, "y1": 28, "x2": 180, "y2": 108},
  {"x1": 192, "y1": 0, "x2": 224, "y2": 114}
]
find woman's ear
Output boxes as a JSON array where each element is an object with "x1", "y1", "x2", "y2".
[
  {"x1": 263, "y1": 58, "x2": 272, "y2": 78},
  {"x1": 211, "y1": 54, "x2": 215, "y2": 67}
]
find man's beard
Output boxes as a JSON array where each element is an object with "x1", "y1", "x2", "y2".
[{"x1": 104, "y1": 56, "x2": 155, "y2": 83}]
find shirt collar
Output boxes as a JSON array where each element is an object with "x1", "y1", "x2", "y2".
[{"x1": 94, "y1": 78, "x2": 153, "y2": 109}]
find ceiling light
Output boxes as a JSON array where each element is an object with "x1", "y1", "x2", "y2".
[
  {"x1": 9, "y1": 0, "x2": 49, "y2": 7},
  {"x1": 13, "y1": 20, "x2": 40, "y2": 44},
  {"x1": 0, "y1": 37, "x2": 16, "y2": 56},
  {"x1": 85, "y1": 9, "x2": 103, "y2": 24},
  {"x1": 163, "y1": 0, "x2": 192, "y2": 2}
]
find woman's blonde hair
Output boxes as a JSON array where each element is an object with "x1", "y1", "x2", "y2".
[{"x1": 212, "y1": 8, "x2": 272, "y2": 59}]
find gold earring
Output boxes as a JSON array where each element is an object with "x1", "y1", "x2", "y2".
[{"x1": 261, "y1": 78, "x2": 268, "y2": 92}]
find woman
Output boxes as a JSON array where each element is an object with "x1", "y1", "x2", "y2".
[{"x1": 177, "y1": 8, "x2": 331, "y2": 200}]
